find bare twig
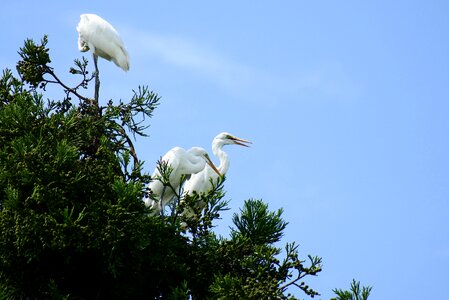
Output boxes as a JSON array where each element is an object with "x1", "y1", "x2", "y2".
[{"x1": 45, "y1": 66, "x2": 93, "y2": 104}]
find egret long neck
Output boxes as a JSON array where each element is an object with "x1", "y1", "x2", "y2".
[{"x1": 212, "y1": 142, "x2": 230, "y2": 174}]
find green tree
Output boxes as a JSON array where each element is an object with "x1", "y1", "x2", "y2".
[
  {"x1": 0, "y1": 36, "x2": 371, "y2": 299},
  {"x1": 331, "y1": 280, "x2": 373, "y2": 300}
]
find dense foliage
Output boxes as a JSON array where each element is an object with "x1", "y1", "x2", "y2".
[{"x1": 0, "y1": 37, "x2": 371, "y2": 299}]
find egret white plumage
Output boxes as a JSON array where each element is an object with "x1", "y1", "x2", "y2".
[
  {"x1": 183, "y1": 132, "x2": 251, "y2": 196},
  {"x1": 145, "y1": 147, "x2": 221, "y2": 214},
  {"x1": 76, "y1": 13, "x2": 129, "y2": 101}
]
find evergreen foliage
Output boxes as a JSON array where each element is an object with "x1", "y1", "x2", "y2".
[
  {"x1": 0, "y1": 37, "x2": 371, "y2": 299},
  {"x1": 331, "y1": 280, "x2": 372, "y2": 300}
]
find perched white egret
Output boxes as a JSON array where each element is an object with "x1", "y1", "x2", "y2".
[
  {"x1": 183, "y1": 132, "x2": 251, "y2": 196},
  {"x1": 76, "y1": 13, "x2": 129, "y2": 101},
  {"x1": 145, "y1": 147, "x2": 221, "y2": 214}
]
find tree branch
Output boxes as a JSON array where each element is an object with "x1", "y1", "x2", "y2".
[{"x1": 45, "y1": 66, "x2": 94, "y2": 105}]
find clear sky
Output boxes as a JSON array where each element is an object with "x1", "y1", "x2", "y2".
[{"x1": 1, "y1": 1, "x2": 449, "y2": 298}]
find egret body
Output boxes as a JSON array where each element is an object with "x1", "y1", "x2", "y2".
[
  {"x1": 145, "y1": 147, "x2": 221, "y2": 214},
  {"x1": 76, "y1": 13, "x2": 129, "y2": 101}
]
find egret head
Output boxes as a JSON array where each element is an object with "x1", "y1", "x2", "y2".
[
  {"x1": 215, "y1": 132, "x2": 252, "y2": 147},
  {"x1": 78, "y1": 39, "x2": 90, "y2": 52}
]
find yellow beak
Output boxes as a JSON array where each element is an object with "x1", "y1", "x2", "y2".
[
  {"x1": 231, "y1": 136, "x2": 252, "y2": 147},
  {"x1": 204, "y1": 154, "x2": 221, "y2": 176}
]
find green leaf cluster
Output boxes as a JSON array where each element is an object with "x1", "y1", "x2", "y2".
[
  {"x1": 331, "y1": 279, "x2": 372, "y2": 300},
  {"x1": 208, "y1": 199, "x2": 322, "y2": 299}
]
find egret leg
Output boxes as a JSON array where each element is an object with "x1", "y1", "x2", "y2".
[
  {"x1": 93, "y1": 54, "x2": 100, "y2": 104},
  {"x1": 159, "y1": 186, "x2": 166, "y2": 217}
]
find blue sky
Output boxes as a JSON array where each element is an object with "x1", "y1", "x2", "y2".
[{"x1": 1, "y1": 1, "x2": 449, "y2": 298}]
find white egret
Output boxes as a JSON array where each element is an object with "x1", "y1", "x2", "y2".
[
  {"x1": 76, "y1": 13, "x2": 129, "y2": 102},
  {"x1": 145, "y1": 147, "x2": 221, "y2": 214},
  {"x1": 183, "y1": 132, "x2": 251, "y2": 196}
]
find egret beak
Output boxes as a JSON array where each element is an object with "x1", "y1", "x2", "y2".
[
  {"x1": 203, "y1": 154, "x2": 221, "y2": 176},
  {"x1": 231, "y1": 136, "x2": 252, "y2": 147}
]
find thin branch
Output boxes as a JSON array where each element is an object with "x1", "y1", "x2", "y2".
[
  {"x1": 279, "y1": 272, "x2": 304, "y2": 291},
  {"x1": 45, "y1": 66, "x2": 92, "y2": 104},
  {"x1": 116, "y1": 124, "x2": 139, "y2": 165}
]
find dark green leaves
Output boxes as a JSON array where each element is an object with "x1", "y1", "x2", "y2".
[
  {"x1": 232, "y1": 198, "x2": 288, "y2": 245},
  {"x1": 0, "y1": 37, "x2": 168, "y2": 298},
  {"x1": 16, "y1": 36, "x2": 51, "y2": 88},
  {"x1": 332, "y1": 279, "x2": 372, "y2": 300},
  {"x1": 209, "y1": 200, "x2": 322, "y2": 299}
]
